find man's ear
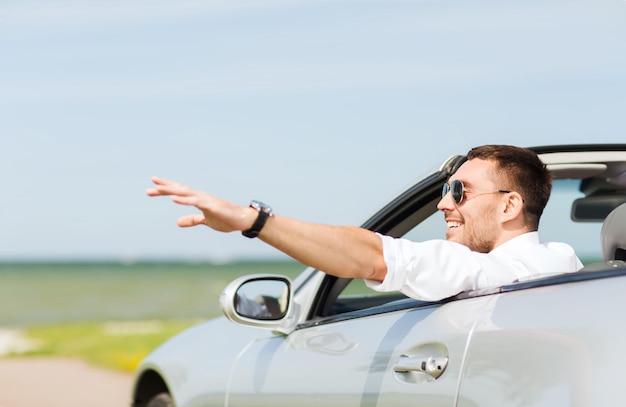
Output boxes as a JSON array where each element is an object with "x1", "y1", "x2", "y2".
[{"x1": 502, "y1": 192, "x2": 525, "y2": 221}]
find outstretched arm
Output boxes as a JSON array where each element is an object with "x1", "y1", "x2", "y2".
[{"x1": 146, "y1": 176, "x2": 388, "y2": 282}]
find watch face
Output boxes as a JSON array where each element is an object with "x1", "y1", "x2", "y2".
[{"x1": 250, "y1": 200, "x2": 272, "y2": 214}]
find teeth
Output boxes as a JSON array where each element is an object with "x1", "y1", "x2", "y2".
[{"x1": 447, "y1": 221, "x2": 462, "y2": 229}]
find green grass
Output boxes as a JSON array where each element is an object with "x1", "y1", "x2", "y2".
[
  {"x1": 0, "y1": 260, "x2": 306, "y2": 372},
  {"x1": 15, "y1": 319, "x2": 198, "y2": 372}
]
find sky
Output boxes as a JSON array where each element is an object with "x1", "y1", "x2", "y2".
[{"x1": 1, "y1": 0, "x2": 626, "y2": 262}]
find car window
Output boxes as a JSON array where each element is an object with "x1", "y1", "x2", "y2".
[
  {"x1": 540, "y1": 179, "x2": 602, "y2": 264},
  {"x1": 327, "y1": 208, "x2": 444, "y2": 315}
]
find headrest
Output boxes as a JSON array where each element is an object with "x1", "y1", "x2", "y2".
[{"x1": 601, "y1": 203, "x2": 626, "y2": 261}]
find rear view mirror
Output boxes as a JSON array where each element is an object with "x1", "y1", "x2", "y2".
[{"x1": 571, "y1": 195, "x2": 626, "y2": 222}]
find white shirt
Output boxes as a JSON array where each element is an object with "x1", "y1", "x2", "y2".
[{"x1": 365, "y1": 231, "x2": 583, "y2": 301}]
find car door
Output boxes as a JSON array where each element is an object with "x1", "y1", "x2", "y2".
[
  {"x1": 223, "y1": 163, "x2": 462, "y2": 406},
  {"x1": 224, "y1": 281, "x2": 499, "y2": 407},
  {"x1": 456, "y1": 274, "x2": 626, "y2": 406}
]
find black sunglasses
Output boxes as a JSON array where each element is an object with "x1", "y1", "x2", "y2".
[{"x1": 442, "y1": 180, "x2": 511, "y2": 205}]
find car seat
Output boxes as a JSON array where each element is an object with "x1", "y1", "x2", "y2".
[
  {"x1": 577, "y1": 203, "x2": 626, "y2": 272},
  {"x1": 601, "y1": 202, "x2": 626, "y2": 262}
]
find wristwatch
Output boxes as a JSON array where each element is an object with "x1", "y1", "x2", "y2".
[{"x1": 242, "y1": 200, "x2": 273, "y2": 238}]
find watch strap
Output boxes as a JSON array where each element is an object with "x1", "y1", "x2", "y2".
[{"x1": 242, "y1": 201, "x2": 272, "y2": 238}]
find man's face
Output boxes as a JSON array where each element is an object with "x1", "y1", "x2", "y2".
[{"x1": 437, "y1": 158, "x2": 505, "y2": 253}]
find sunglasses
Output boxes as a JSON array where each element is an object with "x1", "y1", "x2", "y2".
[{"x1": 442, "y1": 180, "x2": 511, "y2": 205}]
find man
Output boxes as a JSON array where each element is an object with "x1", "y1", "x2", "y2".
[{"x1": 146, "y1": 145, "x2": 582, "y2": 301}]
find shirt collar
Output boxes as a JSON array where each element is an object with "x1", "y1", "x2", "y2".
[{"x1": 491, "y1": 231, "x2": 540, "y2": 254}]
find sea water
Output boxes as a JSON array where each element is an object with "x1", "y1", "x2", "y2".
[{"x1": 0, "y1": 261, "x2": 304, "y2": 326}]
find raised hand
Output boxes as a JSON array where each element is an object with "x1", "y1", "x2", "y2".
[{"x1": 146, "y1": 176, "x2": 255, "y2": 233}]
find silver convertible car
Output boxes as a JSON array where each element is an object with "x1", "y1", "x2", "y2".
[{"x1": 132, "y1": 144, "x2": 626, "y2": 407}]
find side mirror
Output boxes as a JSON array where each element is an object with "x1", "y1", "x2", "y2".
[{"x1": 220, "y1": 274, "x2": 292, "y2": 331}]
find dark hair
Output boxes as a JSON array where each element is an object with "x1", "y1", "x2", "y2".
[{"x1": 467, "y1": 145, "x2": 551, "y2": 229}]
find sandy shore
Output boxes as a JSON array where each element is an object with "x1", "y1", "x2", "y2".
[
  {"x1": 0, "y1": 328, "x2": 139, "y2": 406},
  {"x1": 0, "y1": 356, "x2": 134, "y2": 407}
]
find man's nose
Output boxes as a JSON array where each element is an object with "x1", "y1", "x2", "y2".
[{"x1": 437, "y1": 190, "x2": 454, "y2": 212}]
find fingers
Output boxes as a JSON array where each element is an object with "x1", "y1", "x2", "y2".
[
  {"x1": 177, "y1": 214, "x2": 205, "y2": 228},
  {"x1": 147, "y1": 176, "x2": 238, "y2": 232},
  {"x1": 171, "y1": 194, "x2": 200, "y2": 207},
  {"x1": 146, "y1": 176, "x2": 194, "y2": 198},
  {"x1": 146, "y1": 176, "x2": 171, "y2": 196}
]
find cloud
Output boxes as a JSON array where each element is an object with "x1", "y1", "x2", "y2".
[
  {"x1": 2, "y1": 0, "x2": 624, "y2": 104},
  {"x1": 0, "y1": 0, "x2": 318, "y2": 27},
  {"x1": 0, "y1": 59, "x2": 532, "y2": 104}
]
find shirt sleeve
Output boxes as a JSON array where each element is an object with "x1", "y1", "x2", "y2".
[
  {"x1": 365, "y1": 233, "x2": 580, "y2": 302},
  {"x1": 365, "y1": 234, "x2": 503, "y2": 301}
]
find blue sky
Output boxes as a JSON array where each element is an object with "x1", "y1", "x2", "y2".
[{"x1": 1, "y1": 0, "x2": 625, "y2": 262}]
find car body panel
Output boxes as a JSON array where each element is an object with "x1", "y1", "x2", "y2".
[
  {"x1": 458, "y1": 273, "x2": 626, "y2": 406},
  {"x1": 226, "y1": 302, "x2": 468, "y2": 407},
  {"x1": 135, "y1": 319, "x2": 257, "y2": 407}
]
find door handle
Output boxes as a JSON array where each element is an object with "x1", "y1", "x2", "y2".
[{"x1": 393, "y1": 355, "x2": 448, "y2": 380}]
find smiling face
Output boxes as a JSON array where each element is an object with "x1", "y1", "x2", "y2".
[{"x1": 437, "y1": 158, "x2": 510, "y2": 253}]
